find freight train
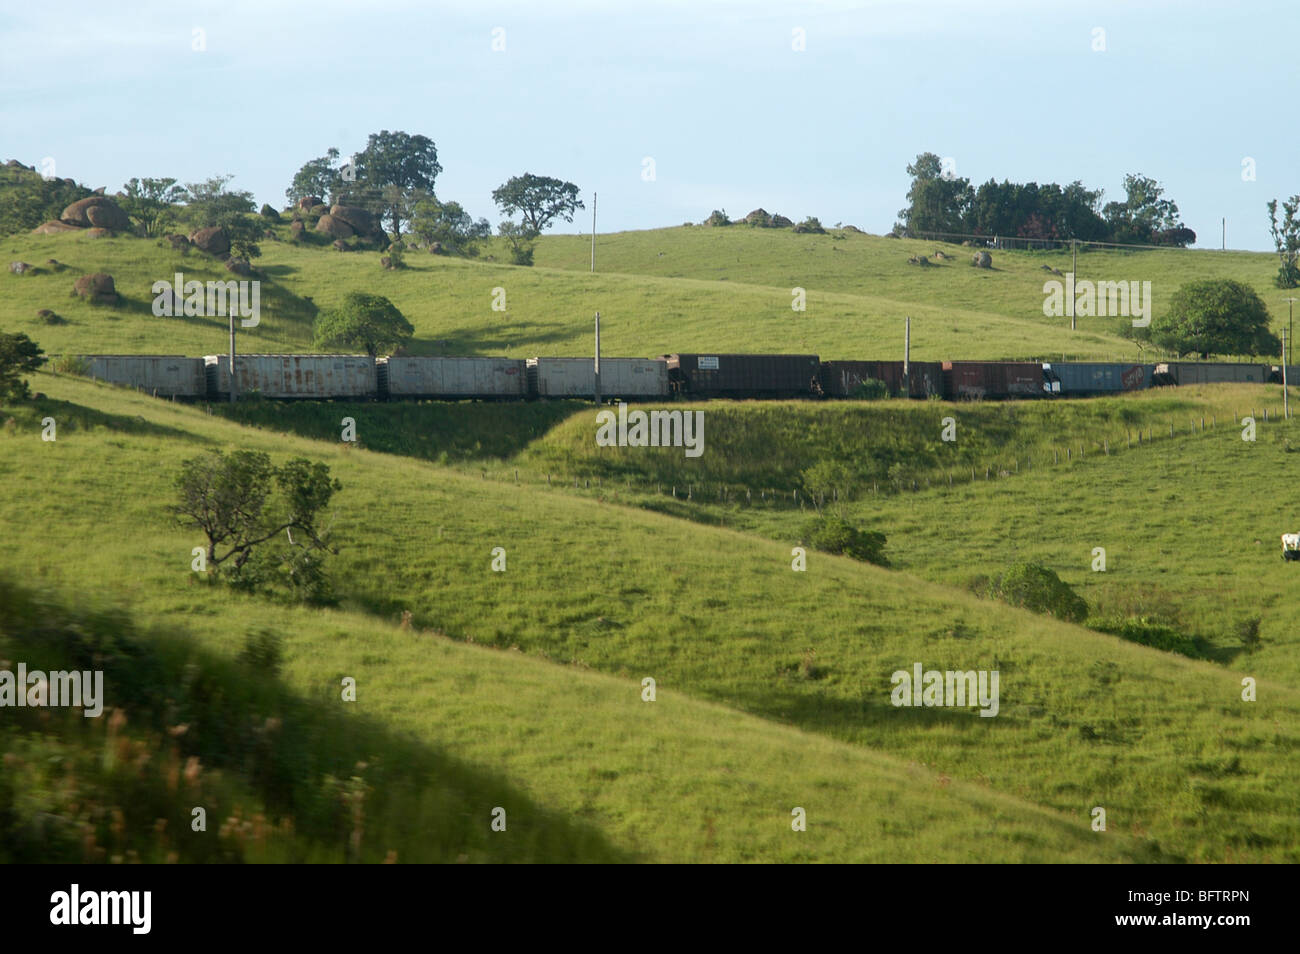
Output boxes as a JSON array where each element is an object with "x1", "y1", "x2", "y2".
[{"x1": 68, "y1": 353, "x2": 1298, "y2": 402}]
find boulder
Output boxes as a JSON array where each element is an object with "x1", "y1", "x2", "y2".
[
  {"x1": 37, "y1": 309, "x2": 66, "y2": 325},
  {"x1": 971, "y1": 250, "x2": 992, "y2": 269},
  {"x1": 297, "y1": 196, "x2": 321, "y2": 211},
  {"x1": 84, "y1": 228, "x2": 112, "y2": 239},
  {"x1": 32, "y1": 219, "x2": 80, "y2": 235},
  {"x1": 164, "y1": 233, "x2": 191, "y2": 251},
  {"x1": 332, "y1": 240, "x2": 347, "y2": 251},
  {"x1": 45, "y1": 259, "x2": 66, "y2": 270},
  {"x1": 771, "y1": 214, "x2": 793, "y2": 228},
  {"x1": 60, "y1": 195, "x2": 130, "y2": 230},
  {"x1": 225, "y1": 257, "x2": 252, "y2": 276},
  {"x1": 84, "y1": 202, "x2": 131, "y2": 231},
  {"x1": 189, "y1": 225, "x2": 230, "y2": 256},
  {"x1": 9, "y1": 261, "x2": 32, "y2": 275},
  {"x1": 73, "y1": 273, "x2": 117, "y2": 304},
  {"x1": 381, "y1": 256, "x2": 394, "y2": 269},
  {"x1": 309, "y1": 203, "x2": 328, "y2": 216},
  {"x1": 315, "y1": 214, "x2": 355, "y2": 238},
  {"x1": 429, "y1": 241, "x2": 444, "y2": 254},
  {"x1": 330, "y1": 204, "x2": 380, "y2": 237},
  {"x1": 289, "y1": 220, "x2": 305, "y2": 238}
]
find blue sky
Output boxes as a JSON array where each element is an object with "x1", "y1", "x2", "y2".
[{"x1": 2, "y1": 0, "x2": 1295, "y2": 249}]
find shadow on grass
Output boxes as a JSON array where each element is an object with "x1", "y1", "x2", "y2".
[
  {"x1": 3, "y1": 395, "x2": 210, "y2": 443},
  {"x1": 407, "y1": 320, "x2": 577, "y2": 355},
  {"x1": 0, "y1": 575, "x2": 633, "y2": 863}
]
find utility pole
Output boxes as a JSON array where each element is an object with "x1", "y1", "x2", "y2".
[
  {"x1": 1070, "y1": 239, "x2": 1077, "y2": 331},
  {"x1": 228, "y1": 311, "x2": 236, "y2": 404},
  {"x1": 591, "y1": 192, "x2": 596, "y2": 273},
  {"x1": 1284, "y1": 297, "x2": 1296, "y2": 367},
  {"x1": 593, "y1": 311, "x2": 601, "y2": 405},
  {"x1": 1283, "y1": 328, "x2": 1290, "y2": 420},
  {"x1": 1222, "y1": 218, "x2": 1226, "y2": 251}
]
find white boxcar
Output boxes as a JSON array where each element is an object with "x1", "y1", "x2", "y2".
[
  {"x1": 205, "y1": 354, "x2": 376, "y2": 398},
  {"x1": 527, "y1": 357, "x2": 668, "y2": 399},
  {"x1": 381, "y1": 356, "x2": 527, "y2": 398},
  {"x1": 79, "y1": 355, "x2": 208, "y2": 397}
]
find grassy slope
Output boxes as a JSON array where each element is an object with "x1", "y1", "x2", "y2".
[
  {"x1": 4, "y1": 224, "x2": 1291, "y2": 363},
  {"x1": 4, "y1": 374, "x2": 1299, "y2": 861}
]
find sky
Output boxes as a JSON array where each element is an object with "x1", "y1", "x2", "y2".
[{"x1": 2, "y1": 0, "x2": 1296, "y2": 250}]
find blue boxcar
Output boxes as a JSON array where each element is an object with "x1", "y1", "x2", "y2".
[{"x1": 1044, "y1": 362, "x2": 1155, "y2": 395}]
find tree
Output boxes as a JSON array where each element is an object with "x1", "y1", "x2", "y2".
[
  {"x1": 498, "y1": 221, "x2": 537, "y2": 266},
  {"x1": 1267, "y1": 195, "x2": 1300, "y2": 288},
  {"x1": 410, "y1": 198, "x2": 492, "y2": 256},
  {"x1": 313, "y1": 292, "x2": 414, "y2": 355},
  {"x1": 1102, "y1": 173, "x2": 1186, "y2": 245},
  {"x1": 183, "y1": 175, "x2": 261, "y2": 259},
  {"x1": 0, "y1": 162, "x2": 91, "y2": 237},
  {"x1": 120, "y1": 177, "x2": 186, "y2": 237},
  {"x1": 172, "y1": 451, "x2": 341, "y2": 600},
  {"x1": 1151, "y1": 279, "x2": 1280, "y2": 358},
  {"x1": 491, "y1": 174, "x2": 584, "y2": 234},
  {"x1": 0, "y1": 332, "x2": 47, "y2": 401},
  {"x1": 896, "y1": 152, "x2": 972, "y2": 238},
  {"x1": 348, "y1": 131, "x2": 442, "y2": 242},
  {"x1": 286, "y1": 147, "x2": 344, "y2": 206}
]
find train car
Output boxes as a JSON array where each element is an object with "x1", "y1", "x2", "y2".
[
  {"x1": 76, "y1": 355, "x2": 208, "y2": 398},
  {"x1": 817, "y1": 360, "x2": 944, "y2": 398},
  {"x1": 204, "y1": 354, "x2": 376, "y2": 399},
  {"x1": 1268, "y1": 365, "x2": 1300, "y2": 385},
  {"x1": 1043, "y1": 362, "x2": 1155, "y2": 395},
  {"x1": 1157, "y1": 362, "x2": 1272, "y2": 386},
  {"x1": 664, "y1": 353, "x2": 820, "y2": 398},
  {"x1": 381, "y1": 356, "x2": 526, "y2": 399},
  {"x1": 526, "y1": 357, "x2": 668, "y2": 399},
  {"x1": 942, "y1": 361, "x2": 1049, "y2": 400}
]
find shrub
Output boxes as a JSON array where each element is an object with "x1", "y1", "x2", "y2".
[
  {"x1": 793, "y1": 216, "x2": 826, "y2": 234},
  {"x1": 983, "y1": 562, "x2": 1087, "y2": 623},
  {"x1": 52, "y1": 354, "x2": 89, "y2": 376},
  {"x1": 0, "y1": 332, "x2": 47, "y2": 401},
  {"x1": 703, "y1": 209, "x2": 731, "y2": 227},
  {"x1": 850, "y1": 377, "x2": 890, "y2": 400},
  {"x1": 1091, "y1": 615, "x2": 1207, "y2": 659},
  {"x1": 237, "y1": 627, "x2": 285, "y2": 676},
  {"x1": 259, "y1": 203, "x2": 281, "y2": 221},
  {"x1": 801, "y1": 515, "x2": 888, "y2": 566}
]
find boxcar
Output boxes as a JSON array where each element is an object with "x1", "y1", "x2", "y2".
[
  {"x1": 526, "y1": 357, "x2": 668, "y2": 399},
  {"x1": 1043, "y1": 362, "x2": 1155, "y2": 395},
  {"x1": 381, "y1": 356, "x2": 526, "y2": 398},
  {"x1": 1161, "y1": 362, "x2": 1271, "y2": 385},
  {"x1": 1270, "y1": 365, "x2": 1300, "y2": 384},
  {"x1": 77, "y1": 355, "x2": 208, "y2": 398},
  {"x1": 204, "y1": 354, "x2": 376, "y2": 399},
  {"x1": 664, "y1": 353, "x2": 820, "y2": 398},
  {"x1": 942, "y1": 361, "x2": 1048, "y2": 400},
  {"x1": 817, "y1": 360, "x2": 942, "y2": 398}
]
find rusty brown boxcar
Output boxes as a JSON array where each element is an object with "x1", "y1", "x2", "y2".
[
  {"x1": 942, "y1": 361, "x2": 1049, "y2": 400},
  {"x1": 817, "y1": 360, "x2": 943, "y2": 398},
  {"x1": 664, "y1": 353, "x2": 820, "y2": 398}
]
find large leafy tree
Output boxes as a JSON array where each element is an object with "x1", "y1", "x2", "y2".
[
  {"x1": 895, "y1": 152, "x2": 972, "y2": 238},
  {"x1": 410, "y1": 198, "x2": 491, "y2": 255},
  {"x1": 183, "y1": 175, "x2": 261, "y2": 259},
  {"x1": 491, "y1": 174, "x2": 584, "y2": 234},
  {"x1": 120, "y1": 176, "x2": 186, "y2": 237},
  {"x1": 313, "y1": 292, "x2": 414, "y2": 356},
  {"x1": 1267, "y1": 195, "x2": 1300, "y2": 288},
  {"x1": 0, "y1": 162, "x2": 90, "y2": 237},
  {"x1": 286, "y1": 147, "x2": 345, "y2": 206},
  {"x1": 347, "y1": 131, "x2": 442, "y2": 242},
  {"x1": 1102, "y1": 174, "x2": 1188, "y2": 245},
  {"x1": 1151, "y1": 279, "x2": 1279, "y2": 358},
  {"x1": 0, "y1": 332, "x2": 47, "y2": 401}
]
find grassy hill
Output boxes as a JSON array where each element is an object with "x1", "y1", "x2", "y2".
[
  {"x1": 2, "y1": 222, "x2": 1293, "y2": 363},
  {"x1": 4, "y1": 373, "x2": 1299, "y2": 862}
]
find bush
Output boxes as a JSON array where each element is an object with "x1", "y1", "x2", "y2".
[
  {"x1": 801, "y1": 515, "x2": 887, "y2": 566},
  {"x1": 850, "y1": 377, "x2": 890, "y2": 400},
  {"x1": 793, "y1": 216, "x2": 826, "y2": 234},
  {"x1": 237, "y1": 627, "x2": 285, "y2": 676},
  {"x1": 1091, "y1": 615, "x2": 1207, "y2": 659},
  {"x1": 259, "y1": 203, "x2": 280, "y2": 221},
  {"x1": 0, "y1": 332, "x2": 47, "y2": 401},
  {"x1": 51, "y1": 354, "x2": 89, "y2": 376},
  {"x1": 703, "y1": 209, "x2": 731, "y2": 227},
  {"x1": 982, "y1": 562, "x2": 1087, "y2": 623}
]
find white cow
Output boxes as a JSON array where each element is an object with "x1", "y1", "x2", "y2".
[{"x1": 1283, "y1": 533, "x2": 1300, "y2": 552}]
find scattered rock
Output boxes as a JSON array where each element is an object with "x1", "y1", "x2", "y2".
[
  {"x1": 60, "y1": 195, "x2": 130, "y2": 231},
  {"x1": 971, "y1": 250, "x2": 992, "y2": 268},
  {"x1": 429, "y1": 241, "x2": 444, "y2": 254},
  {"x1": 842, "y1": 225, "x2": 862, "y2": 233},
  {"x1": 329, "y1": 204, "x2": 380, "y2": 237},
  {"x1": 72, "y1": 273, "x2": 117, "y2": 304},
  {"x1": 37, "y1": 309, "x2": 66, "y2": 325},
  {"x1": 289, "y1": 220, "x2": 305, "y2": 238},
  {"x1": 315, "y1": 214, "x2": 355, "y2": 238},
  {"x1": 259, "y1": 203, "x2": 280, "y2": 220},
  {"x1": 9, "y1": 261, "x2": 32, "y2": 275},
  {"x1": 91, "y1": 187, "x2": 106, "y2": 196},
  {"x1": 188, "y1": 225, "x2": 231, "y2": 256},
  {"x1": 332, "y1": 239, "x2": 347, "y2": 251},
  {"x1": 772, "y1": 214, "x2": 793, "y2": 228},
  {"x1": 164, "y1": 233, "x2": 191, "y2": 251},
  {"x1": 32, "y1": 220, "x2": 80, "y2": 235},
  {"x1": 885, "y1": 232, "x2": 900, "y2": 239},
  {"x1": 933, "y1": 250, "x2": 951, "y2": 260},
  {"x1": 225, "y1": 257, "x2": 252, "y2": 276},
  {"x1": 297, "y1": 196, "x2": 321, "y2": 211},
  {"x1": 961, "y1": 240, "x2": 974, "y2": 247},
  {"x1": 45, "y1": 259, "x2": 66, "y2": 270},
  {"x1": 84, "y1": 228, "x2": 112, "y2": 239},
  {"x1": 309, "y1": 203, "x2": 328, "y2": 216},
  {"x1": 380, "y1": 256, "x2": 394, "y2": 269}
]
